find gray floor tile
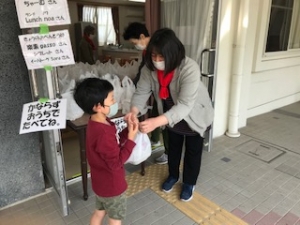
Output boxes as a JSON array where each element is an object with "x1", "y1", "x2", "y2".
[{"x1": 1, "y1": 101, "x2": 300, "y2": 225}]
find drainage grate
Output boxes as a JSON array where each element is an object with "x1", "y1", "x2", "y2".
[
  {"x1": 235, "y1": 140, "x2": 285, "y2": 163},
  {"x1": 221, "y1": 157, "x2": 231, "y2": 162}
]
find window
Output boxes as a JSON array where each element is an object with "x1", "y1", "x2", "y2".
[
  {"x1": 266, "y1": 0, "x2": 293, "y2": 52},
  {"x1": 82, "y1": 6, "x2": 116, "y2": 46},
  {"x1": 266, "y1": 0, "x2": 300, "y2": 52},
  {"x1": 253, "y1": 0, "x2": 300, "y2": 71}
]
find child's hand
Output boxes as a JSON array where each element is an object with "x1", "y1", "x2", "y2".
[{"x1": 127, "y1": 113, "x2": 139, "y2": 141}]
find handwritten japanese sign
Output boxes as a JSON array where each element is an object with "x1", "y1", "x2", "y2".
[
  {"x1": 18, "y1": 30, "x2": 75, "y2": 69},
  {"x1": 15, "y1": 0, "x2": 71, "y2": 28},
  {"x1": 20, "y1": 99, "x2": 67, "y2": 134}
]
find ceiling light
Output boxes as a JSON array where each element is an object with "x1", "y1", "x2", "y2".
[{"x1": 128, "y1": 0, "x2": 145, "y2": 2}]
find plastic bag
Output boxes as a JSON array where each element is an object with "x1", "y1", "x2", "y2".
[
  {"x1": 126, "y1": 132, "x2": 151, "y2": 165},
  {"x1": 102, "y1": 73, "x2": 124, "y2": 109},
  {"x1": 121, "y1": 76, "x2": 136, "y2": 114},
  {"x1": 61, "y1": 80, "x2": 84, "y2": 121}
]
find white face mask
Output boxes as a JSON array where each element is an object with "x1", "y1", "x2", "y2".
[
  {"x1": 107, "y1": 102, "x2": 118, "y2": 118},
  {"x1": 152, "y1": 60, "x2": 165, "y2": 71},
  {"x1": 135, "y1": 44, "x2": 146, "y2": 50}
]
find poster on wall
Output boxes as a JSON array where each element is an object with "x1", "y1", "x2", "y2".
[
  {"x1": 18, "y1": 30, "x2": 75, "y2": 70},
  {"x1": 14, "y1": 0, "x2": 71, "y2": 28},
  {"x1": 19, "y1": 99, "x2": 67, "y2": 134}
]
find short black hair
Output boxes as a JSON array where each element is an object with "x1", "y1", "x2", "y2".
[
  {"x1": 83, "y1": 25, "x2": 95, "y2": 36},
  {"x1": 144, "y1": 28, "x2": 185, "y2": 75},
  {"x1": 123, "y1": 22, "x2": 150, "y2": 40},
  {"x1": 73, "y1": 78, "x2": 113, "y2": 115}
]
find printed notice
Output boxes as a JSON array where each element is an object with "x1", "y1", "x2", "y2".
[
  {"x1": 18, "y1": 30, "x2": 75, "y2": 69},
  {"x1": 111, "y1": 117, "x2": 127, "y2": 133},
  {"x1": 15, "y1": 0, "x2": 71, "y2": 28},
  {"x1": 20, "y1": 99, "x2": 67, "y2": 134}
]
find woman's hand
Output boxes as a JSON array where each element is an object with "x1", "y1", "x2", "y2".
[
  {"x1": 139, "y1": 118, "x2": 157, "y2": 133},
  {"x1": 139, "y1": 115, "x2": 169, "y2": 133}
]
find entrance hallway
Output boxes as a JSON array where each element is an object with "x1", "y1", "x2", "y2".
[{"x1": 1, "y1": 102, "x2": 300, "y2": 225}]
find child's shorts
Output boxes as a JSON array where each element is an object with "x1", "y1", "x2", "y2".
[{"x1": 95, "y1": 192, "x2": 127, "y2": 220}]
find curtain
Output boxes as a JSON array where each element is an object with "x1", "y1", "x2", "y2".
[
  {"x1": 97, "y1": 7, "x2": 116, "y2": 46},
  {"x1": 112, "y1": 7, "x2": 120, "y2": 45},
  {"x1": 161, "y1": 0, "x2": 214, "y2": 64},
  {"x1": 82, "y1": 6, "x2": 116, "y2": 46},
  {"x1": 82, "y1": 6, "x2": 97, "y2": 23},
  {"x1": 145, "y1": 0, "x2": 161, "y2": 35}
]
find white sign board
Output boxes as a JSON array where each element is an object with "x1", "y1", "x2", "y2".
[
  {"x1": 20, "y1": 99, "x2": 67, "y2": 134},
  {"x1": 18, "y1": 30, "x2": 75, "y2": 70},
  {"x1": 15, "y1": 0, "x2": 71, "y2": 28}
]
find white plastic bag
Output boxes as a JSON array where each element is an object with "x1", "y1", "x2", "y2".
[
  {"x1": 126, "y1": 132, "x2": 151, "y2": 165},
  {"x1": 102, "y1": 73, "x2": 124, "y2": 109},
  {"x1": 121, "y1": 76, "x2": 136, "y2": 114},
  {"x1": 61, "y1": 80, "x2": 84, "y2": 121}
]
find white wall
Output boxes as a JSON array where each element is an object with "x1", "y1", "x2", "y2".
[
  {"x1": 246, "y1": 0, "x2": 300, "y2": 118},
  {"x1": 213, "y1": 0, "x2": 300, "y2": 138},
  {"x1": 248, "y1": 66, "x2": 300, "y2": 117}
]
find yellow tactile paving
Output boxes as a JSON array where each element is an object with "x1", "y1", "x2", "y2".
[{"x1": 126, "y1": 164, "x2": 248, "y2": 225}]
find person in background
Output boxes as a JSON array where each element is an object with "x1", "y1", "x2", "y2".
[
  {"x1": 78, "y1": 25, "x2": 96, "y2": 65},
  {"x1": 126, "y1": 28, "x2": 214, "y2": 202},
  {"x1": 74, "y1": 78, "x2": 139, "y2": 225},
  {"x1": 123, "y1": 22, "x2": 169, "y2": 164}
]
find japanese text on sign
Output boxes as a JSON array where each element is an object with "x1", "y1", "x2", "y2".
[
  {"x1": 19, "y1": 99, "x2": 67, "y2": 134},
  {"x1": 15, "y1": 0, "x2": 71, "y2": 28},
  {"x1": 18, "y1": 30, "x2": 75, "y2": 69}
]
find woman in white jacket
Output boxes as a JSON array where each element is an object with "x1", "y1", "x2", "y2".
[{"x1": 128, "y1": 28, "x2": 214, "y2": 202}]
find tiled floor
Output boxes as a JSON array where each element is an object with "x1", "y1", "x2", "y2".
[{"x1": 1, "y1": 102, "x2": 300, "y2": 225}]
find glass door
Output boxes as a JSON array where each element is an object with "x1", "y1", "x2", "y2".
[
  {"x1": 29, "y1": 67, "x2": 69, "y2": 216},
  {"x1": 200, "y1": 0, "x2": 219, "y2": 152}
]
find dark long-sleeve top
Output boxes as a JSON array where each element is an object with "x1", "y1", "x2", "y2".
[
  {"x1": 78, "y1": 38, "x2": 95, "y2": 65},
  {"x1": 86, "y1": 118, "x2": 135, "y2": 197}
]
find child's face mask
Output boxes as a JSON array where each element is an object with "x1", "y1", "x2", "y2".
[{"x1": 106, "y1": 102, "x2": 118, "y2": 118}]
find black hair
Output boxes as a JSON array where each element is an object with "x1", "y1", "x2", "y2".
[
  {"x1": 73, "y1": 78, "x2": 113, "y2": 115},
  {"x1": 123, "y1": 22, "x2": 150, "y2": 40},
  {"x1": 144, "y1": 28, "x2": 185, "y2": 75},
  {"x1": 83, "y1": 25, "x2": 95, "y2": 36}
]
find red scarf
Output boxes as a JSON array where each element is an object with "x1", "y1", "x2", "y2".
[
  {"x1": 84, "y1": 35, "x2": 96, "y2": 50},
  {"x1": 157, "y1": 70, "x2": 175, "y2": 99}
]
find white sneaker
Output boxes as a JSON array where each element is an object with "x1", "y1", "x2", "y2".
[
  {"x1": 151, "y1": 141, "x2": 162, "y2": 149},
  {"x1": 155, "y1": 153, "x2": 168, "y2": 164}
]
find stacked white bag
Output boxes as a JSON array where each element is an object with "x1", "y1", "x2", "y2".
[
  {"x1": 102, "y1": 73, "x2": 124, "y2": 110},
  {"x1": 58, "y1": 59, "x2": 139, "y2": 120},
  {"x1": 121, "y1": 76, "x2": 136, "y2": 114}
]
